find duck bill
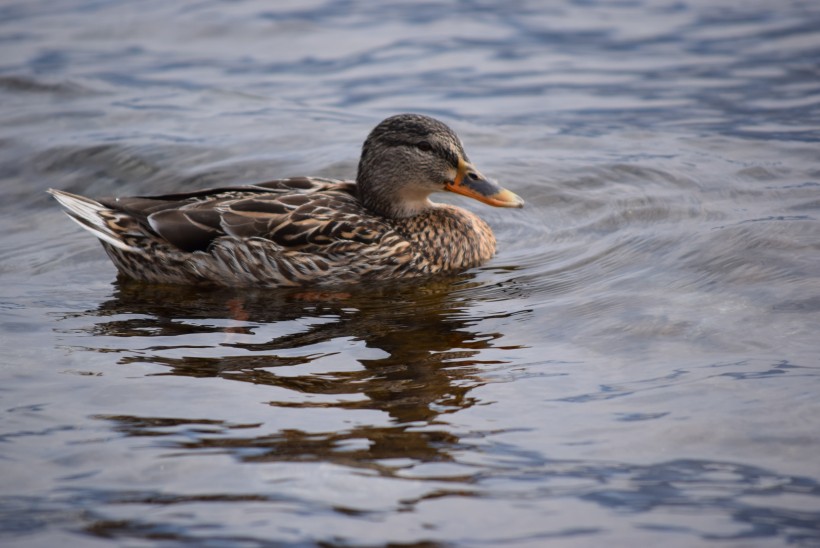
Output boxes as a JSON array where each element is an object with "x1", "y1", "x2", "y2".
[{"x1": 445, "y1": 159, "x2": 524, "y2": 208}]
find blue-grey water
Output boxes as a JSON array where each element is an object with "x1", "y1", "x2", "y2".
[{"x1": 1, "y1": 1, "x2": 819, "y2": 546}]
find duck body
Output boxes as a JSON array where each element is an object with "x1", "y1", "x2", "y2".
[{"x1": 50, "y1": 114, "x2": 522, "y2": 288}]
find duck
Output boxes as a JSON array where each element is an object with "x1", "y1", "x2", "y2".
[{"x1": 49, "y1": 113, "x2": 524, "y2": 288}]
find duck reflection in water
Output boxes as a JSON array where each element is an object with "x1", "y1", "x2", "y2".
[{"x1": 87, "y1": 274, "x2": 523, "y2": 464}]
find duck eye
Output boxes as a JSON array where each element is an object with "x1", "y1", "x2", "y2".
[{"x1": 415, "y1": 141, "x2": 433, "y2": 152}]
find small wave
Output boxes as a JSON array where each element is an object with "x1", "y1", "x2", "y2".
[{"x1": 0, "y1": 75, "x2": 95, "y2": 96}]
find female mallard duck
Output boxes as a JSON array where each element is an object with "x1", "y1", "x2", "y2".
[{"x1": 49, "y1": 113, "x2": 524, "y2": 287}]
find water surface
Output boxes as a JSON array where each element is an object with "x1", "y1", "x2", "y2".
[{"x1": 1, "y1": 1, "x2": 819, "y2": 546}]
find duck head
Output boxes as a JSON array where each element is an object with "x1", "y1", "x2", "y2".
[{"x1": 356, "y1": 113, "x2": 524, "y2": 219}]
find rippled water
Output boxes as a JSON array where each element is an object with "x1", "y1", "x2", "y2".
[{"x1": 2, "y1": 1, "x2": 820, "y2": 546}]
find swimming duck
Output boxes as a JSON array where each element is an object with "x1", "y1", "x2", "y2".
[{"x1": 49, "y1": 113, "x2": 524, "y2": 287}]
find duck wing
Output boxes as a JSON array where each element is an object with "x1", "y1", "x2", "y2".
[{"x1": 99, "y1": 177, "x2": 383, "y2": 253}]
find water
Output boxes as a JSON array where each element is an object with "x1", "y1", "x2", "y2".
[{"x1": 1, "y1": 0, "x2": 819, "y2": 546}]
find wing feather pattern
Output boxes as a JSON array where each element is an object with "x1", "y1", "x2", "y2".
[{"x1": 79, "y1": 178, "x2": 422, "y2": 285}]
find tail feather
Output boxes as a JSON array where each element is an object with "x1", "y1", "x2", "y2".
[{"x1": 48, "y1": 189, "x2": 139, "y2": 252}]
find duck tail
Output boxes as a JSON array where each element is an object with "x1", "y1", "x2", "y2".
[{"x1": 48, "y1": 189, "x2": 139, "y2": 252}]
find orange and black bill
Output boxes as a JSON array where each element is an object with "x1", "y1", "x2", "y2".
[{"x1": 445, "y1": 159, "x2": 524, "y2": 208}]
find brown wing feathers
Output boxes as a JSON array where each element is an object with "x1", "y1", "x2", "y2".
[
  {"x1": 146, "y1": 209, "x2": 222, "y2": 252},
  {"x1": 99, "y1": 180, "x2": 383, "y2": 254}
]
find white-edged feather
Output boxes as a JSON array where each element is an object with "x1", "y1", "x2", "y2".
[{"x1": 47, "y1": 189, "x2": 139, "y2": 253}]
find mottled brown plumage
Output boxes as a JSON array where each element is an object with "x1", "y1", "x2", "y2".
[{"x1": 49, "y1": 114, "x2": 523, "y2": 287}]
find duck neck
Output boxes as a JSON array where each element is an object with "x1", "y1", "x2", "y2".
[{"x1": 357, "y1": 178, "x2": 434, "y2": 219}]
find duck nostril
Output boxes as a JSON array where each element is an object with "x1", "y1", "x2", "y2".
[{"x1": 467, "y1": 172, "x2": 480, "y2": 181}]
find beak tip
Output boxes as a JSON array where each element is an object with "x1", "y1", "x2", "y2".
[{"x1": 494, "y1": 190, "x2": 525, "y2": 209}]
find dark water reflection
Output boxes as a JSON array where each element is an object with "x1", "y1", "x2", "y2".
[{"x1": 88, "y1": 278, "x2": 508, "y2": 427}]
